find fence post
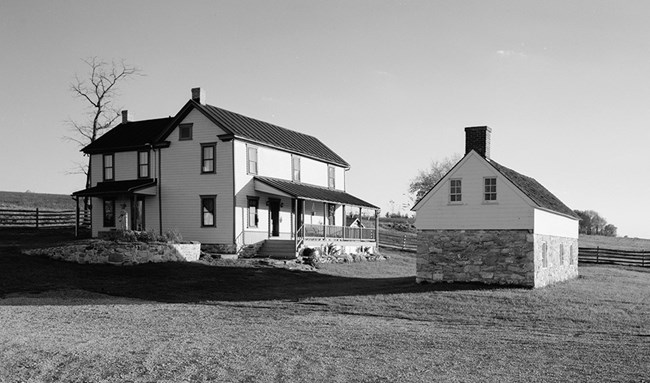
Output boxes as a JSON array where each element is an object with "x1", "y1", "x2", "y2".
[
  {"x1": 402, "y1": 235, "x2": 406, "y2": 251},
  {"x1": 596, "y1": 246, "x2": 599, "y2": 264},
  {"x1": 35, "y1": 208, "x2": 39, "y2": 229}
]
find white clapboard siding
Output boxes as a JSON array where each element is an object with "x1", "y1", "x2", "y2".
[
  {"x1": 534, "y1": 208, "x2": 578, "y2": 238},
  {"x1": 415, "y1": 153, "x2": 534, "y2": 230},
  {"x1": 161, "y1": 108, "x2": 234, "y2": 244}
]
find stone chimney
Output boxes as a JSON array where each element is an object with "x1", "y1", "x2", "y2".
[
  {"x1": 465, "y1": 126, "x2": 491, "y2": 158},
  {"x1": 121, "y1": 110, "x2": 129, "y2": 124},
  {"x1": 191, "y1": 87, "x2": 205, "y2": 104}
]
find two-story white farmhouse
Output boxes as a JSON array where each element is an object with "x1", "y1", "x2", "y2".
[
  {"x1": 73, "y1": 88, "x2": 379, "y2": 258},
  {"x1": 412, "y1": 126, "x2": 579, "y2": 288}
]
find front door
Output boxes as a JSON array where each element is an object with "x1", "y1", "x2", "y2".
[
  {"x1": 269, "y1": 199, "x2": 280, "y2": 237},
  {"x1": 134, "y1": 196, "x2": 145, "y2": 231}
]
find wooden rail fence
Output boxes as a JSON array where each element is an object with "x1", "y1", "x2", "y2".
[
  {"x1": 578, "y1": 247, "x2": 649, "y2": 267},
  {"x1": 0, "y1": 208, "x2": 90, "y2": 228},
  {"x1": 379, "y1": 231, "x2": 417, "y2": 252}
]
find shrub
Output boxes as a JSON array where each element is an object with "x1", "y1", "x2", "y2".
[{"x1": 164, "y1": 228, "x2": 183, "y2": 243}]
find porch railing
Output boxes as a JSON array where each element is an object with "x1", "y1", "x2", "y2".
[{"x1": 304, "y1": 223, "x2": 375, "y2": 241}]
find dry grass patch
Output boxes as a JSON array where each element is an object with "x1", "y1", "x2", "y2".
[{"x1": 1, "y1": 234, "x2": 649, "y2": 382}]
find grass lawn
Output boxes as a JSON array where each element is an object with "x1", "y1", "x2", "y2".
[{"x1": 1, "y1": 231, "x2": 649, "y2": 382}]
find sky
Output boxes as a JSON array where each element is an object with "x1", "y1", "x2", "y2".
[{"x1": 1, "y1": 0, "x2": 649, "y2": 238}]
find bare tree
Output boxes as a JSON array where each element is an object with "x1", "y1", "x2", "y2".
[
  {"x1": 408, "y1": 154, "x2": 462, "y2": 203},
  {"x1": 64, "y1": 57, "x2": 142, "y2": 189}
]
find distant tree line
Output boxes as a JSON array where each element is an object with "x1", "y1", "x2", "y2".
[{"x1": 573, "y1": 210, "x2": 617, "y2": 236}]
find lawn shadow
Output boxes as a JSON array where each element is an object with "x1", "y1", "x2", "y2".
[{"x1": 0, "y1": 247, "x2": 516, "y2": 306}]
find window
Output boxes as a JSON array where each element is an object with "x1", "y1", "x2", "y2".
[
  {"x1": 542, "y1": 242, "x2": 548, "y2": 268},
  {"x1": 247, "y1": 146, "x2": 258, "y2": 175},
  {"x1": 201, "y1": 195, "x2": 216, "y2": 227},
  {"x1": 201, "y1": 143, "x2": 216, "y2": 173},
  {"x1": 103, "y1": 154, "x2": 114, "y2": 181},
  {"x1": 559, "y1": 244, "x2": 565, "y2": 265},
  {"x1": 103, "y1": 198, "x2": 115, "y2": 227},
  {"x1": 292, "y1": 155, "x2": 301, "y2": 182},
  {"x1": 247, "y1": 197, "x2": 259, "y2": 228},
  {"x1": 450, "y1": 179, "x2": 462, "y2": 202},
  {"x1": 138, "y1": 151, "x2": 150, "y2": 178},
  {"x1": 328, "y1": 166, "x2": 336, "y2": 189},
  {"x1": 484, "y1": 177, "x2": 497, "y2": 201},
  {"x1": 179, "y1": 123, "x2": 193, "y2": 140},
  {"x1": 570, "y1": 245, "x2": 574, "y2": 265}
]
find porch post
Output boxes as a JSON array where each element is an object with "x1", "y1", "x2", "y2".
[
  {"x1": 375, "y1": 209, "x2": 379, "y2": 248},
  {"x1": 293, "y1": 198, "x2": 298, "y2": 252},
  {"x1": 323, "y1": 202, "x2": 327, "y2": 240},
  {"x1": 74, "y1": 196, "x2": 80, "y2": 238}
]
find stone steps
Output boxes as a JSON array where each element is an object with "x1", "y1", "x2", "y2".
[{"x1": 258, "y1": 239, "x2": 296, "y2": 259}]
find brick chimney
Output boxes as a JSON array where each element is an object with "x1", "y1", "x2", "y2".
[
  {"x1": 121, "y1": 110, "x2": 129, "y2": 124},
  {"x1": 465, "y1": 126, "x2": 491, "y2": 158},
  {"x1": 191, "y1": 87, "x2": 205, "y2": 104}
]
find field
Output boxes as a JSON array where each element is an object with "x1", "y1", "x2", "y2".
[
  {"x1": 579, "y1": 234, "x2": 650, "y2": 250},
  {"x1": 0, "y1": 191, "x2": 77, "y2": 210},
  {"x1": 1, "y1": 230, "x2": 649, "y2": 382}
]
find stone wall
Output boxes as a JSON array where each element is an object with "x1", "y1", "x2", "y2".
[
  {"x1": 533, "y1": 234, "x2": 579, "y2": 288},
  {"x1": 23, "y1": 240, "x2": 201, "y2": 265},
  {"x1": 417, "y1": 229, "x2": 535, "y2": 287}
]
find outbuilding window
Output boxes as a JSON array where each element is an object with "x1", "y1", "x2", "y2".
[
  {"x1": 484, "y1": 177, "x2": 497, "y2": 201},
  {"x1": 450, "y1": 179, "x2": 462, "y2": 202},
  {"x1": 559, "y1": 244, "x2": 565, "y2": 265},
  {"x1": 542, "y1": 242, "x2": 548, "y2": 268}
]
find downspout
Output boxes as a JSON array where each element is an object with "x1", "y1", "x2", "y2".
[{"x1": 157, "y1": 147, "x2": 163, "y2": 236}]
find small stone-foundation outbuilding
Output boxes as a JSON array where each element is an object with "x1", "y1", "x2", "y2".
[{"x1": 412, "y1": 126, "x2": 579, "y2": 288}]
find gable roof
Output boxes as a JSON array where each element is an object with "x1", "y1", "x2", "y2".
[
  {"x1": 254, "y1": 176, "x2": 378, "y2": 209},
  {"x1": 82, "y1": 117, "x2": 174, "y2": 154},
  {"x1": 412, "y1": 150, "x2": 578, "y2": 220},
  {"x1": 158, "y1": 100, "x2": 350, "y2": 168},
  {"x1": 487, "y1": 160, "x2": 579, "y2": 219}
]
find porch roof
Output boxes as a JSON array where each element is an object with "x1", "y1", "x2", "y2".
[
  {"x1": 72, "y1": 179, "x2": 157, "y2": 197},
  {"x1": 254, "y1": 176, "x2": 379, "y2": 209}
]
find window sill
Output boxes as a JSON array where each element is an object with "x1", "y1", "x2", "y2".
[
  {"x1": 447, "y1": 202, "x2": 464, "y2": 206},
  {"x1": 482, "y1": 201, "x2": 499, "y2": 205}
]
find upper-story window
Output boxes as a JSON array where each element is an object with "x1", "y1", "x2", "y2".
[
  {"x1": 103, "y1": 154, "x2": 114, "y2": 181},
  {"x1": 328, "y1": 166, "x2": 336, "y2": 188},
  {"x1": 201, "y1": 143, "x2": 216, "y2": 173},
  {"x1": 450, "y1": 179, "x2": 462, "y2": 202},
  {"x1": 292, "y1": 155, "x2": 301, "y2": 182},
  {"x1": 247, "y1": 146, "x2": 258, "y2": 175},
  {"x1": 179, "y1": 123, "x2": 193, "y2": 141},
  {"x1": 484, "y1": 177, "x2": 497, "y2": 201},
  {"x1": 138, "y1": 150, "x2": 150, "y2": 178}
]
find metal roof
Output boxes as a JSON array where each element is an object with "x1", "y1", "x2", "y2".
[
  {"x1": 254, "y1": 176, "x2": 378, "y2": 209},
  {"x1": 73, "y1": 179, "x2": 156, "y2": 197},
  {"x1": 82, "y1": 117, "x2": 173, "y2": 154}
]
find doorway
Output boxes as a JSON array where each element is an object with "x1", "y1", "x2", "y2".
[
  {"x1": 268, "y1": 199, "x2": 281, "y2": 237},
  {"x1": 134, "y1": 196, "x2": 145, "y2": 231}
]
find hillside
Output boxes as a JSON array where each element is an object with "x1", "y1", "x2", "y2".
[
  {"x1": 579, "y1": 234, "x2": 650, "y2": 251},
  {"x1": 0, "y1": 191, "x2": 76, "y2": 210}
]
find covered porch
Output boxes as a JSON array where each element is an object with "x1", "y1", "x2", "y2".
[
  {"x1": 72, "y1": 179, "x2": 158, "y2": 237},
  {"x1": 244, "y1": 176, "x2": 380, "y2": 254}
]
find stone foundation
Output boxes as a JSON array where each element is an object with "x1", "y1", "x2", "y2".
[
  {"x1": 533, "y1": 234, "x2": 579, "y2": 288},
  {"x1": 417, "y1": 230, "x2": 579, "y2": 288},
  {"x1": 417, "y1": 230, "x2": 535, "y2": 287}
]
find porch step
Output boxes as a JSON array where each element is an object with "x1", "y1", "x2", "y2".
[{"x1": 258, "y1": 239, "x2": 296, "y2": 260}]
